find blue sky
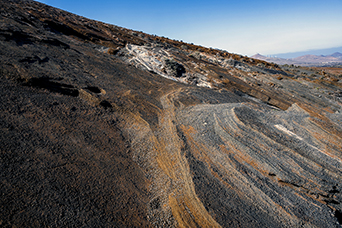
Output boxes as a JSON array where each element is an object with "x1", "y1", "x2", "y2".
[{"x1": 36, "y1": 0, "x2": 342, "y2": 57}]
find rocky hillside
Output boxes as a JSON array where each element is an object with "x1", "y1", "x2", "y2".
[{"x1": 1, "y1": 0, "x2": 342, "y2": 227}]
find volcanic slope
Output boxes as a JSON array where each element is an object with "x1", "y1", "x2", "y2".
[{"x1": 1, "y1": 0, "x2": 342, "y2": 227}]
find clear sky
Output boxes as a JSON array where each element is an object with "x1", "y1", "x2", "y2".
[{"x1": 35, "y1": 0, "x2": 342, "y2": 56}]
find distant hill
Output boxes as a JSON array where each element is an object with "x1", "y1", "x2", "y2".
[
  {"x1": 273, "y1": 46, "x2": 342, "y2": 58},
  {"x1": 250, "y1": 54, "x2": 298, "y2": 65},
  {"x1": 251, "y1": 52, "x2": 342, "y2": 66},
  {"x1": 329, "y1": 52, "x2": 342, "y2": 58}
]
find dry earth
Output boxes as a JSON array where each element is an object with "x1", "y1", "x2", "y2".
[{"x1": 1, "y1": 0, "x2": 342, "y2": 227}]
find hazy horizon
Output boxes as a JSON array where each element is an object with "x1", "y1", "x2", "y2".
[
  {"x1": 35, "y1": 0, "x2": 342, "y2": 57},
  {"x1": 255, "y1": 46, "x2": 342, "y2": 59}
]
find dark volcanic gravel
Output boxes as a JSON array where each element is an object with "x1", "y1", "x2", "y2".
[{"x1": 1, "y1": 0, "x2": 342, "y2": 227}]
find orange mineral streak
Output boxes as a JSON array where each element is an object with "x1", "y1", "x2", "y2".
[
  {"x1": 298, "y1": 103, "x2": 342, "y2": 138},
  {"x1": 152, "y1": 96, "x2": 222, "y2": 227},
  {"x1": 169, "y1": 190, "x2": 221, "y2": 228},
  {"x1": 124, "y1": 105, "x2": 221, "y2": 227}
]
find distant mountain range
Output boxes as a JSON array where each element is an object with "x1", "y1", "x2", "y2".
[{"x1": 251, "y1": 52, "x2": 342, "y2": 66}]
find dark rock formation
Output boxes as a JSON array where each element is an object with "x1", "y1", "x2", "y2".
[
  {"x1": 164, "y1": 59, "x2": 186, "y2": 77},
  {"x1": 0, "y1": 0, "x2": 342, "y2": 227}
]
